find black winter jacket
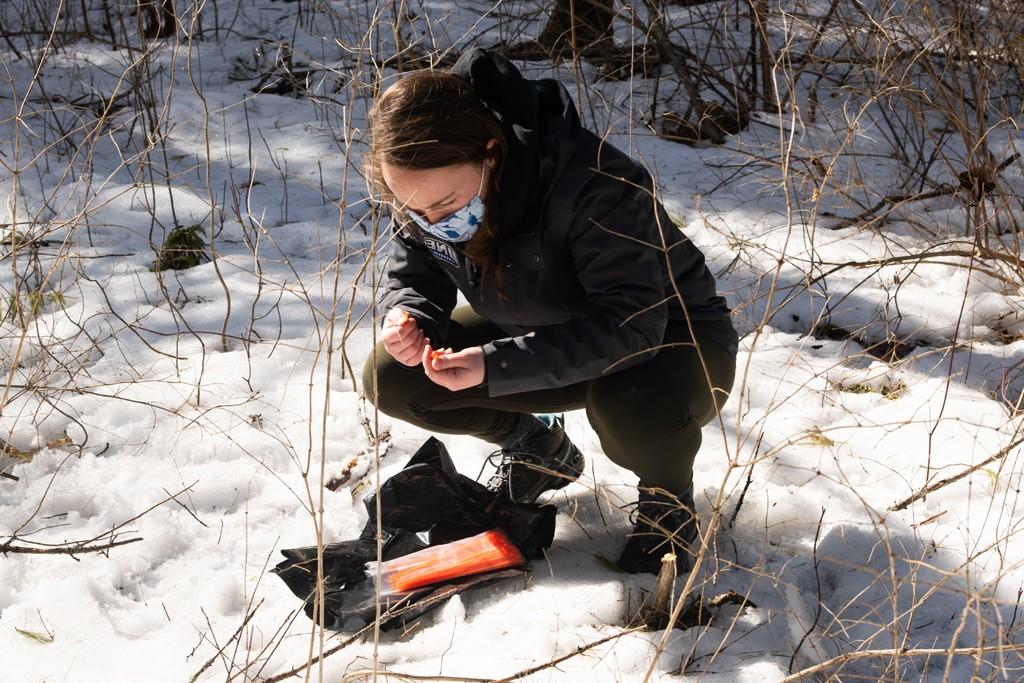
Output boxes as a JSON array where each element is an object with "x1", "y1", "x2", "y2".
[{"x1": 378, "y1": 48, "x2": 737, "y2": 397}]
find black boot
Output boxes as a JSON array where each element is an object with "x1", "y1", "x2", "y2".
[
  {"x1": 485, "y1": 414, "x2": 584, "y2": 504},
  {"x1": 616, "y1": 483, "x2": 699, "y2": 575}
]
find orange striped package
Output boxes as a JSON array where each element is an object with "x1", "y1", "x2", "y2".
[{"x1": 371, "y1": 529, "x2": 525, "y2": 596}]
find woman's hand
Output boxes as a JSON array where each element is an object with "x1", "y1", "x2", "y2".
[
  {"x1": 422, "y1": 342, "x2": 485, "y2": 391},
  {"x1": 381, "y1": 309, "x2": 427, "y2": 367}
]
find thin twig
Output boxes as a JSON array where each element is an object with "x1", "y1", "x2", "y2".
[
  {"x1": 492, "y1": 627, "x2": 643, "y2": 682},
  {"x1": 3, "y1": 483, "x2": 197, "y2": 555},
  {"x1": 781, "y1": 642, "x2": 1024, "y2": 681},
  {"x1": 788, "y1": 508, "x2": 827, "y2": 672},
  {"x1": 339, "y1": 630, "x2": 643, "y2": 683},
  {"x1": 189, "y1": 599, "x2": 264, "y2": 683},
  {"x1": 262, "y1": 626, "x2": 374, "y2": 683},
  {"x1": 727, "y1": 436, "x2": 759, "y2": 529},
  {"x1": 890, "y1": 436, "x2": 1024, "y2": 511},
  {"x1": 261, "y1": 593, "x2": 426, "y2": 683}
]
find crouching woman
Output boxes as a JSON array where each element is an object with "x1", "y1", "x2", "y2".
[{"x1": 361, "y1": 48, "x2": 738, "y2": 574}]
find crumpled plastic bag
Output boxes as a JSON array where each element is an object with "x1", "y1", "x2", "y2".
[{"x1": 272, "y1": 436, "x2": 556, "y2": 631}]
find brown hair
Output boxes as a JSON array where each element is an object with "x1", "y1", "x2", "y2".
[{"x1": 368, "y1": 70, "x2": 508, "y2": 296}]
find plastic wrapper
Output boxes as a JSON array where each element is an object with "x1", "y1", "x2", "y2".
[
  {"x1": 272, "y1": 437, "x2": 556, "y2": 631},
  {"x1": 371, "y1": 528, "x2": 525, "y2": 596}
]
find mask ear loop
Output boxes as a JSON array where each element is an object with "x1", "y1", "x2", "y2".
[{"x1": 475, "y1": 163, "x2": 486, "y2": 196}]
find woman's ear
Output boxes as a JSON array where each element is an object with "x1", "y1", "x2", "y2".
[{"x1": 484, "y1": 139, "x2": 500, "y2": 168}]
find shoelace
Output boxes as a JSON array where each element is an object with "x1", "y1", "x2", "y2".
[
  {"x1": 625, "y1": 497, "x2": 695, "y2": 538},
  {"x1": 478, "y1": 446, "x2": 541, "y2": 491},
  {"x1": 623, "y1": 498, "x2": 644, "y2": 525}
]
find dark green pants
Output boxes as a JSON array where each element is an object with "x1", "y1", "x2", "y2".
[{"x1": 361, "y1": 307, "x2": 736, "y2": 492}]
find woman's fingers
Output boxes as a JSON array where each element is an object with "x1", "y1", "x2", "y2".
[
  {"x1": 422, "y1": 346, "x2": 485, "y2": 391},
  {"x1": 381, "y1": 311, "x2": 481, "y2": 382},
  {"x1": 393, "y1": 342, "x2": 418, "y2": 366},
  {"x1": 387, "y1": 324, "x2": 421, "y2": 354},
  {"x1": 422, "y1": 343, "x2": 452, "y2": 386},
  {"x1": 428, "y1": 348, "x2": 458, "y2": 371},
  {"x1": 384, "y1": 308, "x2": 411, "y2": 328},
  {"x1": 421, "y1": 342, "x2": 437, "y2": 377},
  {"x1": 382, "y1": 310, "x2": 424, "y2": 366},
  {"x1": 394, "y1": 331, "x2": 425, "y2": 366},
  {"x1": 383, "y1": 315, "x2": 415, "y2": 341}
]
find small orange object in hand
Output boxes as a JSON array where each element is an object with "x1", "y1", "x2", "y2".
[{"x1": 371, "y1": 529, "x2": 525, "y2": 596}]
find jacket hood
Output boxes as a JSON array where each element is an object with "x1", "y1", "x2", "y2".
[{"x1": 450, "y1": 48, "x2": 583, "y2": 234}]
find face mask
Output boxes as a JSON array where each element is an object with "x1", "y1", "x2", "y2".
[{"x1": 404, "y1": 165, "x2": 486, "y2": 243}]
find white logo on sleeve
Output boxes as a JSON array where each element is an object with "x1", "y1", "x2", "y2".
[{"x1": 424, "y1": 238, "x2": 459, "y2": 267}]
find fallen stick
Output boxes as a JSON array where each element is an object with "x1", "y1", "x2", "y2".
[
  {"x1": 890, "y1": 436, "x2": 1024, "y2": 511},
  {"x1": 781, "y1": 641, "x2": 1024, "y2": 681},
  {"x1": 0, "y1": 537, "x2": 142, "y2": 555},
  {"x1": 333, "y1": 628, "x2": 643, "y2": 683},
  {"x1": 262, "y1": 593, "x2": 434, "y2": 683}
]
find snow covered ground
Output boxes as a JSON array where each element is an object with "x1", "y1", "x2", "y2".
[{"x1": 3, "y1": 1, "x2": 1024, "y2": 680}]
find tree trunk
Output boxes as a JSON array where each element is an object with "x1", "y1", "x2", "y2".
[
  {"x1": 536, "y1": 0, "x2": 615, "y2": 61},
  {"x1": 138, "y1": 0, "x2": 177, "y2": 40}
]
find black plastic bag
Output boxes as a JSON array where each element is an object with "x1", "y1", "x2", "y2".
[{"x1": 273, "y1": 437, "x2": 557, "y2": 630}]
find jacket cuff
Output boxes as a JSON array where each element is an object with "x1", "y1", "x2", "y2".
[
  {"x1": 381, "y1": 303, "x2": 447, "y2": 347},
  {"x1": 407, "y1": 311, "x2": 446, "y2": 347},
  {"x1": 481, "y1": 337, "x2": 529, "y2": 397},
  {"x1": 479, "y1": 339, "x2": 516, "y2": 397}
]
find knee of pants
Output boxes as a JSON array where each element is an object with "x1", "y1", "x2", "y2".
[
  {"x1": 587, "y1": 384, "x2": 702, "y2": 489},
  {"x1": 587, "y1": 376, "x2": 697, "y2": 440},
  {"x1": 584, "y1": 340, "x2": 733, "y2": 490},
  {"x1": 590, "y1": 406, "x2": 703, "y2": 463},
  {"x1": 589, "y1": 395, "x2": 700, "y2": 491}
]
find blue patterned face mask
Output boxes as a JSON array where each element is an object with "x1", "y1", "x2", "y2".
[{"x1": 404, "y1": 165, "x2": 486, "y2": 243}]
